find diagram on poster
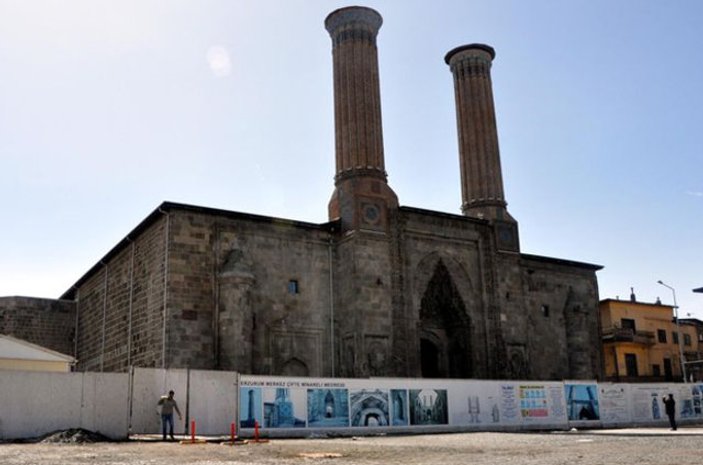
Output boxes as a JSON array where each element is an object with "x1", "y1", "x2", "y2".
[
  {"x1": 519, "y1": 385, "x2": 548, "y2": 418},
  {"x1": 450, "y1": 382, "x2": 501, "y2": 426}
]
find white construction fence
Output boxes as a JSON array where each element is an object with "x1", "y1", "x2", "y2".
[{"x1": 1, "y1": 368, "x2": 702, "y2": 440}]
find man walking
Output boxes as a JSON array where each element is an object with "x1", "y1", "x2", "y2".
[
  {"x1": 157, "y1": 390, "x2": 182, "y2": 441},
  {"x1": 662, "y1": 393, "x2": 677, "y2": 431}
]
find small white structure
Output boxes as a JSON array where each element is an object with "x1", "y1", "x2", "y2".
[{"x1": 0, "y1": 334, "x2": 75, "y2": 372}]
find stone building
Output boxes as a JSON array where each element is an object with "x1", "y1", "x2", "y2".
[{"x1": 0, "y1": 6, "x2": 603, "y2": 380}]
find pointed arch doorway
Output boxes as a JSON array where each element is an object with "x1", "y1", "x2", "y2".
[{"x1": 419, "y1": 259, "x2": 472, "y2": 378}]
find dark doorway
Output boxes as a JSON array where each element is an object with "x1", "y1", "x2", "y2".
[
  {"x1": 419, "y1": 260, "x2": 472, "y2": 378},
  {"x1": 625, "y1": 353, "x2": 638, "y2": 377},
  {"x1": 421, "y1": 339, "x2": 440, "y2": 378},
  {"x1": 664, "y1": 358, "x2": 673, "y2": 381}
]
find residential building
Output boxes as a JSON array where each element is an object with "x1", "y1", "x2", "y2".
[{"x1": 600, "y1": 296, "x2": 699, "y2": 382}]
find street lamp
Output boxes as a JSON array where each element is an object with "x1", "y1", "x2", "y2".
[{"x1": 658, "y1": 280, "x2": 687, "y2": 383}]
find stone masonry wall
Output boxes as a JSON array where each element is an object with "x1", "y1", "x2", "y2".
[
  {"x1": 166, "y1": 208, "x2": 334, "y2": 375},
  {"x1": 75, "y1": 216, "x2": 167, "y2": 371},
  {"x1": 0, "y1": 296, "x2": 76, "y2": 356},
  {"x1": 513, "y1": 256, "x2": 603, "y2": 380},
  {"x1": 334, "y1": 231, "x2": 395, "y2": 378}
]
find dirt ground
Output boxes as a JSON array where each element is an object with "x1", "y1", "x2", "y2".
[{"x1": 2, "y1": 428, "x2": 703, "y2": 465}]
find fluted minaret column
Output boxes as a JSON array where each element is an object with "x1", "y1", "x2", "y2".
[
  {"x1": 446, "y1": 44, "x2": 519, "y2": 251},
  {"x1": 445, "y1": 44, "x2": 512, "y2": 221},
  {"x1": 325, "y1": 6, "x2": 397, "y2": 232}
]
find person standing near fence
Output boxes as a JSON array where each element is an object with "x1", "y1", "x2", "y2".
[
  {"x1": 662, "y1": 393, "x2": 677, "y2": 431},
  {"x1": 157, "y1": 390, "x2": 182, "y2": 441}
]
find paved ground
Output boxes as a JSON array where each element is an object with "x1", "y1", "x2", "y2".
[{"x1": 2, "y1": 427, "x2": 702, "y2": 465}]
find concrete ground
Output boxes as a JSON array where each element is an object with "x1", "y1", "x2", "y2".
[{"x1": 2, "y1": 427, "x2": 702, "y2": 465}]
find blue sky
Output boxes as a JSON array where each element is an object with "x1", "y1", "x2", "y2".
[{"x1": 1, "y1": 0, "x2": 701, "y2": 316}]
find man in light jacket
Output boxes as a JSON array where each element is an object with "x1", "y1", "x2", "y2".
[{"x1": 157, "y1": 390, "x2": 182, "y2": 441}]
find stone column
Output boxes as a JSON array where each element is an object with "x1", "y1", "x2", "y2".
[
  {"x1": 218, "y1": 270, "x2": 255, "y2": 372},
  {"x1": 445, "y1": 44, "x2": 512, "y2": 222},
  {"x1": 325, "y1": 6, "x2": 397, "y2": 231}
]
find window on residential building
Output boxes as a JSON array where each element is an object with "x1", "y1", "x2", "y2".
[
  {"x1": 657, "y1": 329, "x2": 667, "y2": 343},
  {"x1": 621, "y1": 318, "x2": 636, "y2": 332},
  {"x1": 625, "y1": 353, "x2": 638, "y2": 377},
  {"x1": 288, "y1": 279, "x2": 299, "y2": 294},
  {"x1": 684, "y1": 333, "x2": 692, "y2": 346},
  {"x1": 672, "y1": 332, "x2": 679, "y2": 344},
  {"x1": 652, "y1": 364, "x2": 661, "y2": 376}
]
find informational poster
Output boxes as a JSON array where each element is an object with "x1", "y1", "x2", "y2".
[
  {"x1": 598, "y1": 384, "x2": 630, "y2": 425},
  {"x1": 519, "y1": 384, "x2": 548, "y2": 418},
  {"x1": 499, "y1": 384, "x2": 520, "y2": 423},
  {"x1": 630, "y1": 384, "x2": 671, "y2": 422},
  {"x1": 517, "y1": 383, "x2": 567, "y2": 425}
]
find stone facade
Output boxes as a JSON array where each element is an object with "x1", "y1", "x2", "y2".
[
  {"x1": 0, "y1": 297, "x2": 75, "y2": 356},
  {"x1": 0, "y1": 6, "x2": 604, "y2": 380}
]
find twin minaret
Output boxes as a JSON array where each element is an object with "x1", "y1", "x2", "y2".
[{"x1": 325, "y1": 7, "x2": 517, "y2": 246}]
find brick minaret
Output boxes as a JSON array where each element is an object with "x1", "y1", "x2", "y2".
[
  {"x1": 325, "y1": 6, "x2": 397, "y2": 232},
  {"x1": 445, "y1": 44, "x2": 519, "y2": 250}
]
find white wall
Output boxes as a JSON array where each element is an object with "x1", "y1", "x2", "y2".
[
  {"x1": 2, "y1": 368, "x2": 702, "y2": 441},
  {"x1": 129, "y1": 367, "x2": 187, "y2": 435},
  {"x1": 0, "y1": 371, "x2": 129, "y2": 440},
  {"x1": 188, "y1": 370, "x2": 238, "y2": 435},
  {"x1": 80, "y1": 372, "x2": 130, "y2": 439}
]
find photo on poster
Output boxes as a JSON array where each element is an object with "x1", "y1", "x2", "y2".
[
  {"x1": 409, "y1": 389, "x2": 448, "y2": 425},
  {"x1": 350, "y1": 389, "x2": 389, "y2": 427},
  {"x1": 263, "y1": 387, "x2": 306, "y2": 428},
  {"x1": 564, "y1": 384, "x2": 599, "y2": 421},
  {"x1": 239, "y1": 387, "x2": 262, "y2": 428},
  {"x1": 390, "y1": 389, "x2": 409, "y2": 426},
  {"x1": 307, "y1": 388, "x2": 349, "y2": 427}
]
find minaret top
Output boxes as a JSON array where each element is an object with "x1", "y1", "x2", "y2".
[
  {"x1": 444, "y1": 43, "x2": 496, "y2": 64},
  {"x1": 325, "y1": 6, "x2": 382, "y2": 36}
]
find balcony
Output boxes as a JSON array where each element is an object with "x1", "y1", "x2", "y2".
[{"x1": 602, "y1": 327, "x2": 655, "y2": 345}]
